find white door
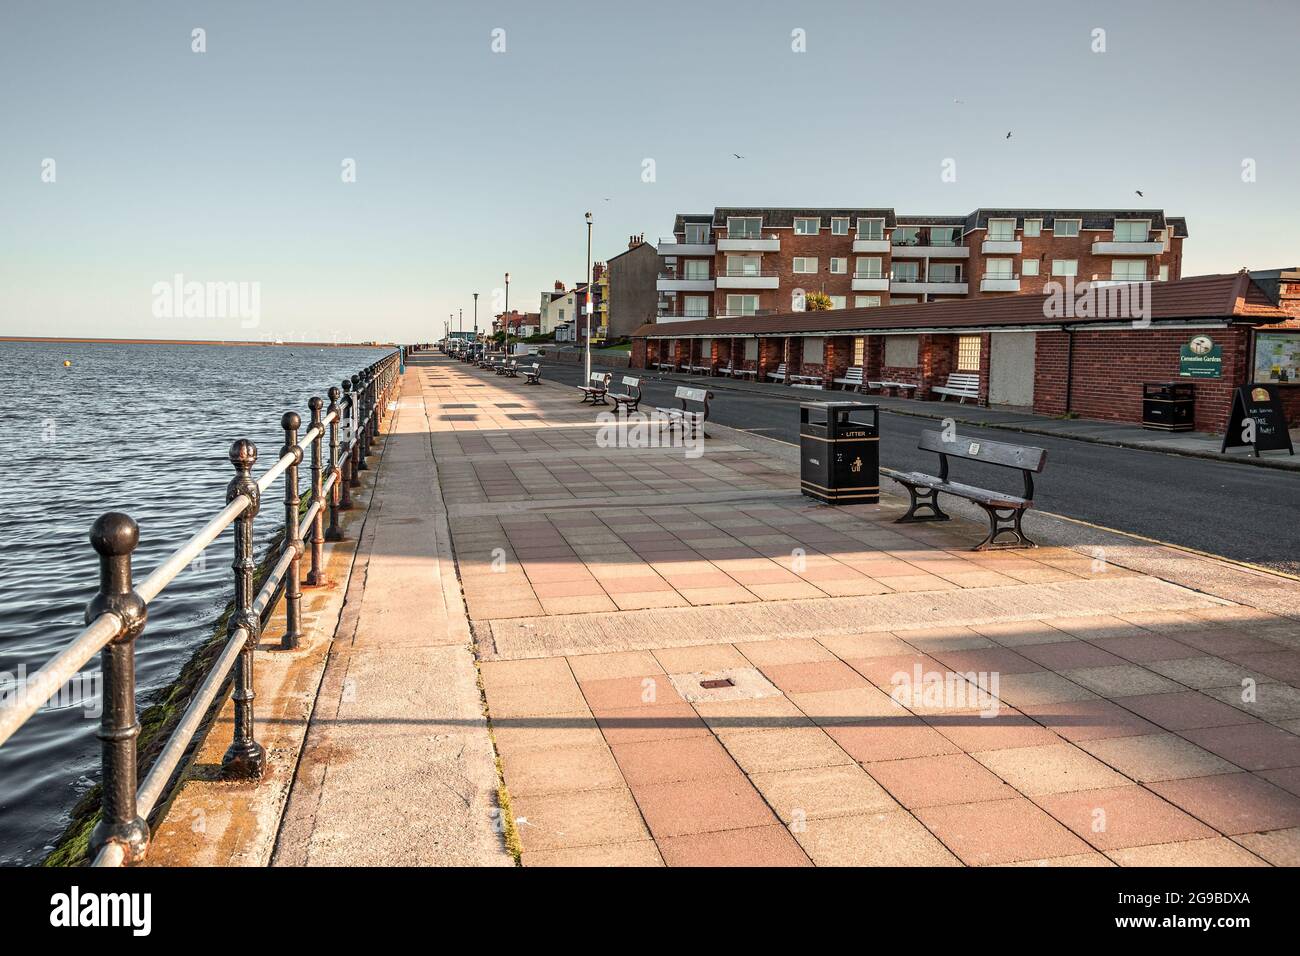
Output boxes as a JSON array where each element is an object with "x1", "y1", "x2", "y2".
[{"x1": 989, "y1": 332, "x2": 1036, "y2": 407}]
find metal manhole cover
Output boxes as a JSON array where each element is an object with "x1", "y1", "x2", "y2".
[{"x1": 667, "y1": 667, "x2": 781, "y2": 703}]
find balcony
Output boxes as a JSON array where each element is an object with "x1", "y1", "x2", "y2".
[
  {"x1": 853, "y1": 235, "x2": 890, "y2": 253},
  {"x1": 980, "y1": 274, "x2": 1021, "y2": 292},
  {"x1": 890, "y1": 240, "x2": 970, "y2": 259},
  {"x1": 717, "y1": 233, "x2": 781, "y2": 252},
  {"x1": 656, "y1": 271, "x2": 715, "y2": 293},
  {"x1": 716, "y1": 270, "x2": 780, "y2": 289},
  {"x1": 851, "y1": 272, "x2": 890, "y2": 292},
  {"x1": 890, "y1": 277, "x2": 969, "y2": 295},
  {"x1": 657, "y1": 235, "x2": 716, "y2": 257},
  {"x1": 981, "y1": 238, "x2": 1022, "y2": 254},
  {"x1": 1091, "y1": 239, "x2": 1166, "y2": 255},
  {"x1": 1086, "y1": 275, "x2": 1150, "y2": 288}
]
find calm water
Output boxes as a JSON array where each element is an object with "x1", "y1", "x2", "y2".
[{"x1": 0, "y1": 341, "x2": 392, "y2": 865}]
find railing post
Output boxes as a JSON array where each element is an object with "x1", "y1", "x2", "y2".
[
  {"x1": 354, "y1": 373, "x2": 369, "y2": 471},
  {"x1": 325, "y1": 385, "x2": 344, "y2": 538},
  {"x1": 86, "y1": 512, "x2": 150, "y2": 864},
  {"x1": 305, "y1": 396, "x2": 327, "y2": 585},
  {"x1": 280, "y1": 413, "x2": 305, "y2": 650},
  {"x1": 342, "y1": 377, "x2": 359, "y2": 496},
  {"x1": 222, "y1": 439, "x2": 266, "y2": 778}
]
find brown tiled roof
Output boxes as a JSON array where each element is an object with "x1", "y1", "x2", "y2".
[{"x1": 632, "y1": 273, "x2": 1286, "y2": 338}]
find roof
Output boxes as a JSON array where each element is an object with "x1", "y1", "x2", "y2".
[
  {"x1": 665, "y1": 207, "x2": 1188, "y2": 238},
  {"x1": 632, "y1": 273, "x2": 1287, "y2": 339},
  {"x1": 606, "y1": 241, "x2": 658, "y2": 263}
]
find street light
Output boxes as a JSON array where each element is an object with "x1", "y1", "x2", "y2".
[
  {"x1": 473, "y1": 292, "x2": 479, "y2": 342},
  {"x1": 584, "y1": 211, "x2": 593, "y2": 381},
  {"x1": 504, "y1": 272, "x2": 510, "y2": 351}
]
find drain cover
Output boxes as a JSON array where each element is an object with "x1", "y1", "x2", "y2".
[
  {"x1": 700, "y1": 678, "x2": 735, "y2": 690},
  {"x1": 667, "y1": 667, "x2": 781, "y2": 703}
]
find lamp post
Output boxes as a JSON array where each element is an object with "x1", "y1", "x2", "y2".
[
  {"x1": 584, "y1": 211, "x2": 593, "y2": 381},
  {"x1": 504, "y1": 272, "x2": 510, "y2": 351}
]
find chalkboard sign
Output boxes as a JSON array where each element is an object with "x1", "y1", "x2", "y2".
[{"x1": 1221, "y1": 383, "x2": 1295, "y2": 456}]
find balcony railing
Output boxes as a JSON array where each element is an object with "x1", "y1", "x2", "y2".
[{"x1": 658, "y1": 271, "x2": 715, "y2": 281}]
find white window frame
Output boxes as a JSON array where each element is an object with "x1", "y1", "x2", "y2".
[
  {"x1": 830, "y1": 217, "x2": 850, "y2": 236},
  {"x1": 855, "y1": 256, "x2": 883, "y2": 278},
  {"x1": 854, "y1": 295, "x2": 881, "y2": 308},
  {"x1": 793, "y1": 257, "x2": 818, "y2": 274},
  {"x1": 1051, "y1": 259, "x2": 1078, "y2": 277},
  {"x1": 987, "y1": 218, "x2": 1017, "y2": 241},
  {"x1": 1023, "y1": 218, "x2": 1042, "y2": 237},
  {"x1": 828, "y1": 296, "x2": 846, "y2": 310},
  {"x1": 1114, "y1": 219, "x2": 1151, "y2": 242},
  {"x1": 1021, "y1": 259, "x2": 1039, "y2": 277},
  {"x1": 1159, "y1": 265, "x2": 1170, "y2": 282},
  {"x1": 1112, "y1": 259, "x2": 1147, "y2": 280},
  {"x1": 794, "y1": 217, "x2": 820, "y2": 236},
  {"x1": 829, "y1": 257, "x2": 847, "y2": 274},
  {"x1": 727, "y1": 217, "x2": 762, "y2": 239},
  {"x1": 892, "y1": 261, "x2": 920, "y2": 281},
  {"x1": 986, "y1": 258, "x2": 1014, "y2": 278},
  {"x1": 683, "y1": 259, "x2": 710, "y2": 279},
  {"x1": 727, "y1": 294, "x2": 760, "y2": 316},
  {"x1": 1053, "y1": 218, "x2": 1081, "y2": 237},
  {"x1": 725, "y1": 254, "x2": 761, "y2": 276},
  {"x1": 857, "y1": 217, "x2": 885, "y2": 240},
  {"x1": 684, "y1": 295, "x2": 710, "y2": 317},
  {"x1": 929, "y1": 262, "x2": 962, "y2": 283},
  {"x1": 684, "y1": 223, "x2": 710, "y2": 244}
]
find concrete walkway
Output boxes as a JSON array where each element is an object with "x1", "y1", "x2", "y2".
[{"x1": 416, "y1": 351, "x2": 1300, "y2": 867}]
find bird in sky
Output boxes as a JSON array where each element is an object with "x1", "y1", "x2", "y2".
[
  {"x1": 1135, "y1": 189, "x2": 1144, "y2": 197},
  {"x1": 732, "y1": 153, "x2": 745, "y2": 159},
  {"x1": 953, "y1": 97, "x2": 965, "y2": 105},
  {"x1": 1005, "y1": 131, "x2": 1012, "y2": 139}
]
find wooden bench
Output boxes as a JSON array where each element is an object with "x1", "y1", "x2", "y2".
[
  {"x1": 765, "y1": 363, "x2": 788, "y2": 383},
  {"x1": 833, "y1": 366, "x2": 865, "y2": 391},
  {"x1": 688, "y1": 363, "x2": 712, "y2": 374},
  {"x1": 658, "y1": 385, "x2": 712, "y2": 439},
  {"x1": 521, "y1": 363, "x2": 542, "y2": 385},
  {"x1": 888, "y1": 430, "x2": 1047, "y2": 551},
  {"x1": 501, "y1": 360, "x2": 519, "y2": 378},
  {"x1": 579, "y1": 372, "x2": 612, "y2": 404},
  {"x1": 868, "y1": 379, "x2": 917, "y2": 397},
  {"x1": 931, "y1": 372, "x2": 981, "y2": 404},
  {"x1": 609, "y1": 375, "x2": 642, "y2": 413}
]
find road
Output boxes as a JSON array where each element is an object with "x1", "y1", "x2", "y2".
[{"x1": 538, "y1": 359, "x2": 1300, "y2": 576}]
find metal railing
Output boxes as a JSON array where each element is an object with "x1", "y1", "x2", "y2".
[{"x1": 0, "y1": 348, "x2": 402, "y2": 867}]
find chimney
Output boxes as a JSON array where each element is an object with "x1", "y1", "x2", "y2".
[{"x1": 554, "y1": 280, "x2": 565, "y2": 292}]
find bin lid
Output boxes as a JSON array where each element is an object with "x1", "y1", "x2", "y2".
[{"x1": 800, "y1": 401, "x2": 877, "y2": 411}]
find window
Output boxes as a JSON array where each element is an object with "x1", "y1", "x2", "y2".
[
  {"x1": 987, "y1": 218, "x2": 1017, "y2": 241},
  {"x1": 743, "y1": 339, "x2": 758, "y2": 360},
  {"x1": 1023, "y1": 219, "x2": 1042, "y2": 237},
  {"x1": 891, "y1": 297, "x2": 918, "y2": 304},
  {"x1": 793, "y1": 257, "x2": 818, "y2": 274},
  {"x1": 893, "y1": 226, "x2": 921, "y2": 247},
  {"x1": 854, "y1": 295, "x2": 881, "y2": 308},
  {"x1": 986, "y1": 258, "x2": 1014, "y2": 278},
  {"x1": 885, "y1": 335, "x2": 919, "y2": 367},
  {"x1": 892, "y1": 261, "x2": 920, "y2": 281},
  {"x1": 725, "y1": 254, "x2": 761, "y2": 276},
  {"x1": 1022, "y1": 259, "x2": 1039, "y2": 277},
  {"x1": 794, "y1": 217, "x2": 820, "y2": 235},
  {"x1": 558, "y1": 308, "x2": 565, "y2": 320},
  {"x1": 1112, "y1": 259, "x2": 1147, "y2": 281},
  {"x1": 803, "y1": 337, "x2": 825, "y2": 363},
  {"x1": 828, "y1": 296, "x2": 846, "y2": 309},
  {"x1": 956, "y1": 335, "x2": 981, "y2": 371},
  {"x1": 1052, "y1": 259, "x2": 1078, "y2": 276},
  {"x1": 855, "y1": 257, "x2": 883, "y2": 278},
  {"x1": 930, "y1": 226, "x2": 960, "y2": 246},
  {"x1": 727, "y1": 217, "x2": 762, "y2": 238},
  {"x1": 684, "y1": 223, "x2": 710, "y2": 244},
  {"x1": 853, "y1": 337, "x2": 866, "y2": 365},
  {"x1": 930, "y1": 263, "x2": 961, "y2": 283},
  {"x1": 1113, "y1": 220, "x2": 1150, "y2": 242},
  {"x1": 1053, "y1": 218, "x2": 1081, "y2": 237},
  {"x1": 727, "y1": 294, "x2": 760, "y2": 316},
  {"x1": 831, "y1": 217, "x2": 850, "y2": 236},
  {"x1": 858, "y1": 217, "x2": 884, "y2": 239},
  {"x1": 684, "y1": 295, "x2": 710, "y2": 317},
  {"x1": 829, "y1": 257, "x2": 847, "y2": 274},
  {"x1": 1159, "y1": 265, "x2": 1169, "y2": 281},
  {"x1": 684, "y1": 259, "x2": 710, "y2": 279}
]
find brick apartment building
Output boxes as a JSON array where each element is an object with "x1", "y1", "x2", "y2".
[{"x1": 656, "y1": 207, "x2": 1187, "y2": 321}]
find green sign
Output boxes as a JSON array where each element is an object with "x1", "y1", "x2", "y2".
[{"x1": 1179, "y1": 334, "x2": 1222, "y2": 378}]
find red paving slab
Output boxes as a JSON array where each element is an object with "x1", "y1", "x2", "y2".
[
  {"x1": 1032, "y1": 785, "x2": 1216, "y2": 851},
  {"x1": 917, "y1": 797, "x2": 1093, "y2": 866},
  {"x1": 657, "y1": 825, "x2": 812, "y2": 867},
  {"x1": 1146, "y1": 773, "x2": 1300, "y2": 835}
]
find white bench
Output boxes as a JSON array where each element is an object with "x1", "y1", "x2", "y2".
[
  {"x1": 931, "y1": 372, "x2": 981, "y2": 403},
  {"x1": 521, "y1": 363, "x2": 542, "y2": 384},
  {"x1": 833, "y1": 366, "x2": 865, "y2": 391},
  {"x1": 610, "y1": 375, "x2": 641, "y2": 413},
  {"x1": 579, "y1": 372, "x2": 612, "y2": 404},
  {"x1": 658, "y1": 385, "x2": 712, "y2": 439},
  {"x1": 688, "y1": 363, "x2": 712, "y2": 374},
  {"x1": 868, "y1": 380, "x2": 918, "y2": 397},
  {"x1": 765, "y1": 363, "x2": 788, "y2": 382}
]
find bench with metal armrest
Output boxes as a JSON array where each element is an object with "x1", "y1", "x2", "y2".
[
  {"x1": 578, "y1": 372, "x2": 612, "y2": 404},
  {"x1": 609, "y1": 375, "x2": 642, "y2": 413}
]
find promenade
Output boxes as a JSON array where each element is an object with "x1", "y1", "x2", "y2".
[{"x1": 152, "y1": 351, "x2": 1300, "y2": 867}]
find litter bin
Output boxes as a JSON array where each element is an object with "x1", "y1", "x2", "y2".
[
  {"x1": 1141, "y1": 382, "x2": 1195, "y2": 431},
  {"x1": 800, "y1": 402, "x2": 880, "y2": 504}
]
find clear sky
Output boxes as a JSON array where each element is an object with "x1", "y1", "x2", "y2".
[{"x1": 1, "y1": 0, "x2": 1296, "y2": 343}]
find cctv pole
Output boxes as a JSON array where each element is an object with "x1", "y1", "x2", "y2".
[{"x1": 584, "y1": 211, "x2": 593, "y2": 381}]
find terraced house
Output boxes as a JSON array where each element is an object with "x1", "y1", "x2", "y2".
[{"x1": 655, "y1": 207, "x2": 1187, "y2": 321}]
